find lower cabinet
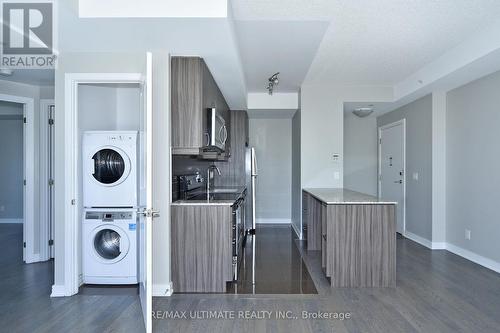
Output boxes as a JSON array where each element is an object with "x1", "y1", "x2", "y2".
[{"x1": 171, "y1": 205, "x2": 233, "y2": 292}]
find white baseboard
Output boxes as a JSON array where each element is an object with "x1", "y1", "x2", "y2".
[
  {"x1": 153, "y1": 282, "x2": 173, "y2": 297},
  {"x1": 291, "y1": 223, "x2": 302, "y2": 239},
  {"x1": 0, "y1": 218, "x2": 23, "y2": 224},
  {"x1": 445, "y1": 243, "x2": 500, "y2": 274},
  {"x1": 256, "y1": 218, "x2": 291, "y2": 224},
  {"x1": 404, "y1": 231, "x2": 500, "y2": 274},
  {"x1": 404, "y1": 231, "x2": 445, "y2": 250},
  {"x1": 25, "y1": 253, "x2": 40, "y2": 264},
  {"x1": 404, "y1": 231, "x2": 433, "y2": 248},
  {"x1": 50, "y1": 284, "x2": 67, "y2": 297}
]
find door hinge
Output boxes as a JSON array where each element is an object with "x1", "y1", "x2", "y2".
[
  {"x1": 23, "y1": 179, "x2": 26, "y2": 186},
  {"x1": 23, "y1": 242, "x2": 26, "y2": 248},
  {"x1": 71, "y1": 199, "x2": 76, "y2": 205},
  {"x1": 23, "y1": 117, "x2": 26, "y2": 124},
  {"x1": 48, "y1": 118, "x2": 54, "y2": 125},
  {"x1": 48, "y1": 239, "x2": 54, "y2": 246},
  {"x1": 48, "y1": 179, "x2": 54, "y2": 186},
  {"x1": 379, "y1": 138, "x2": 382, "y2": 144}
]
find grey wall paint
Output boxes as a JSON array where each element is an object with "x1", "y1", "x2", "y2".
[
  {"x1": 0, "y1": 102, "x2": 24, "y2": 221},
  {"x1": 446, "y1": 70, "x2": 500, "y2": 263},
  {"x1": 291, "y1": 109, "x2": 301, "y2": 234},
  {"x1": 377, "y1": 95, "x2": 433, "y2": 241},
  {"x1": 249, "y1": 118, "x2": 292, "y2": 222},
  {"x1": 344, "y1": 113, "x2": 378, "y2": 196}
]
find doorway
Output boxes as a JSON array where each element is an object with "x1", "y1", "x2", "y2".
[
  {"x1": 379, "y1": 119, "x2": 406, "y2": 234},
  {"x1": 0, "y1": 95, "x2": 36, "y2": 263}
]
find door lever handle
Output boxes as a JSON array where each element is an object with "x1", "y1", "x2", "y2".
[
  {"x1": 138, "y1": 208, "x2": 160, "y2": 218},
  {"x1": 394, "y1": 180, "x2": 402, "y2": 184}
]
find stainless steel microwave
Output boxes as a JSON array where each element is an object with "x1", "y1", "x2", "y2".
[{"x1": 204, "y1": 107, "x2": 227, "y2": 152}]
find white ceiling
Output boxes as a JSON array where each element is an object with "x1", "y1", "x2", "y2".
[
  {"x1": 232, "y1": 0, "x2": 500, "y2": 87},
  {"x1": 233, "y1": 20, "x2": 328, "y2": 93},
  {"x1": 0, "y1": 69, "x2": 54, "y2": 86}
]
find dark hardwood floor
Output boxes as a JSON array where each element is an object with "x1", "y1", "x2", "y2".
[
  {"x1": 154, "y1": 224, "x2": 500, "y2": 333},
  {"x1": 0, "y1": 224, "x2": 144, "y2": 333}
]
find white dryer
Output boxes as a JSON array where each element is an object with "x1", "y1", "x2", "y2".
[
  {"x1": 82, "y1": 209, "x2": 138, "y2": 284},
  {"x1": 83, "y1": 131, "x2": 138, "y2": 208}
]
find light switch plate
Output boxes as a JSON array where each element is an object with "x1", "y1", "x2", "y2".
[
  {"x1": 412, "y1": 172, "x2": 419, "y2": 181},
  {"x1": 334, "y1": 172, "x2": 340, "y2": 180}
]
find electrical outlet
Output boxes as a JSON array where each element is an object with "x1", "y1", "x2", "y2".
[{"x1": 465, "y1": 229, "x2": 471, "y2": 240}]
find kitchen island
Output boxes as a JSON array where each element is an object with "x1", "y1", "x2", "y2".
[{"x1": 303, "y1": 188, "x2": 397, "y2": 287}]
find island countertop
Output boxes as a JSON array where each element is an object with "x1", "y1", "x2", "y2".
[{"x1": 303, "y1": 188, "x2": 397, "y2": 205}]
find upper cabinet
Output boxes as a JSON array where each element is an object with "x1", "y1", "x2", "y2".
[{"x1": 171, "y1": 56, "x2": 230, "y2": 159}]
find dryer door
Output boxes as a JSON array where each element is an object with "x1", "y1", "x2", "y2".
[
  {"x1": 89, "y1": 146, "x2": 131, "y2": 186},
  {"x1": 91, "y1": 224, "x2": 130, "y2": 264}
]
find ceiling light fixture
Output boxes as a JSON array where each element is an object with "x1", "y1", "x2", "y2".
[
  {"x1": 352, "y1": 106, "x2": 374, "y2": 118},
  {"x1": 267, "y1": 72, "x2": 279, "y2": 95}
]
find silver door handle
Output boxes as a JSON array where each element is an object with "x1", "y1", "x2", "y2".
[
  {"x1": 394, "y1": 180, "x2": 402, "y2": 184},
  {"x1": 138, "y1": 208, "x2": 160, "y2": 218}
]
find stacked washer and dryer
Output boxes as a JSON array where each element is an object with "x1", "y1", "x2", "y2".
[{"x1": 82, "y1": 131, "x2": 139, "y2": 284}]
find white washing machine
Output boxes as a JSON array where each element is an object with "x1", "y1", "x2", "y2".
[
  {"x1": 82, "y1": 209, "x2": 138, "y2": 284},
  {"x1": 83, "y1": 131, "x2": 138, "y2": 208}
]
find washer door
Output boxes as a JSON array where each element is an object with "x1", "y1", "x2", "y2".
[
  {"x1": 89, "y1": 146, "x2": 131, "y2": 187},
  {"x1": 91, "y1": 224, "x2": 130, "y2": 264}
]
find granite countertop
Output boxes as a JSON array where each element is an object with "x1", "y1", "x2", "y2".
[
  {"x1": 171, "y1": 186, "x2": 246, "y2": 206},
  {"x1": 303, "y1": 188, "x2": 397, "y2": 205}
]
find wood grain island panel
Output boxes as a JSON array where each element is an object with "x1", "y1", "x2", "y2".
[{"x1": 303, "y1": 188, "x2": 396, "y2": 287}]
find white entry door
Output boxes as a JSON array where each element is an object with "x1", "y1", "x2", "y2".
[{"x1": 379, "y1": 120, "x2": 406, "y2": 234}]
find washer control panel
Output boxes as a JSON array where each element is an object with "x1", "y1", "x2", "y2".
[{"x1": 85, "y1": 211, "x2": 134, "y2": 221}]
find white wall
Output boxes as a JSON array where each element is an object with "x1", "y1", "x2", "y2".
[
  {"x1": 343, "y1": 113, "x2": 378, "y2": 196},
  {"x1": 291, "y1": 108, "x2": 301, "y2": 235},
  {"x1": 249, "y1": 118, "x2": 292, "y2": 223},
  {"x1": 0, "y1": 102, "x2": 24, "y2": 223},
  {"x1": 446, "y1": 70, "x2": 500, "y2": 264},
  {"x1": 300, "y1": 85, "x2": 344, "y2": 188}
]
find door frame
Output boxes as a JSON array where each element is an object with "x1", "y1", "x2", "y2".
[
  {"x1": 60, "y1": 73, "x2": 143, "y2": 297},
  {"x1": 378, "y1": 118, "x2": 406, "y2": 235},
  {"x1": 0, "y1": 93, "x2": 36, "y2": 263},
  {"x1": 39, "y1": 99, "x2": 55, "y2": 261}
]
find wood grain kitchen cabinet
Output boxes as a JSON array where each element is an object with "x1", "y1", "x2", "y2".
[
  {"x1": 171, "y1": 56, "x2": 231, "y2": 158},
  {"x1": 171, "y1": 205, "x2": 233, "y2": 292}
]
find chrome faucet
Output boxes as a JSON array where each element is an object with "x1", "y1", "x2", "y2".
[{"x1": 207, "y1": 164, "x2": 221, "y2": 193}]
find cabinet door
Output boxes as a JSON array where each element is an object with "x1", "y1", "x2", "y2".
[{"x1": 171, "y1": 57, "x2": 203, "y2": 151}]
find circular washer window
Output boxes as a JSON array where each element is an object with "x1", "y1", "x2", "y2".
[
  {"x1": 94, "y1": 228, "x2": 122, "y2": 260},
  {"x1": 92, "y1": 148, "x2": 129, "y2": 185}
]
